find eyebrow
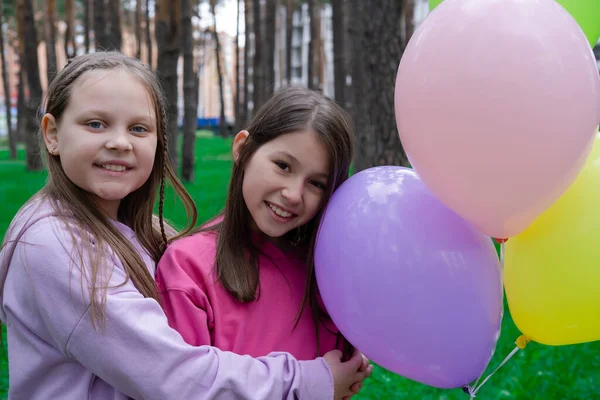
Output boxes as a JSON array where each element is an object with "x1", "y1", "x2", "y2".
[
  {"x1": 79, "y1": 109, "x2": 155, "y2": 125},
  {"x1": 276, "y1": 150, "x2": 329, "y2": 180}
]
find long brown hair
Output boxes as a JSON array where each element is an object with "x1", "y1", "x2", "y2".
[
  {"x1": 0, "y1": 52, "x2": 197, "y2": 328},
  {"x1": 196, "y1": 86, "x2": 354, "y2": 356}
]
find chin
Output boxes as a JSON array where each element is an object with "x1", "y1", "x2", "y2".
[
  {"x1": 261, "y1": 230, "x2": 286, "y2": 239},
  {"x1": 94, "y1": 191, "x2": 131, "y2": 201},
  {"x1": 257, "y1": 224, "x2": 288, "y2": 239}
]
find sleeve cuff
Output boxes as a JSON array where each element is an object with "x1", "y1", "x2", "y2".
[{"x1": 298, "y1": 357, "x2": 334, "y2": 400}]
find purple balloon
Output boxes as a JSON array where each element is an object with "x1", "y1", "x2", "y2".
[{"x1": 315, "y1": 166, "x2": 503, "y2": 389}]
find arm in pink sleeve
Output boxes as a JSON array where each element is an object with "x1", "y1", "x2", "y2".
[
  {"x1": 158, "y1": 285, "x2": 214, "y2": 346},
  {"x1": 155, "y1": 240, "x2": 215, "y2": 346}
]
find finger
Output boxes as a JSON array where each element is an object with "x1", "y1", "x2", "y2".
[
  {"x1": 359, "y1": 354, "x2": 369, "y2": 372},
  {"x1": 350, "y1": 381, "x2": 363, "y2": 393},
  {"x1": 366, "y1": 364, "x2": 374, "y2": 377},
  {"x1": 344, "y1": 350, "x2": 363, "y2": 371},
  {"x1": 326, "y1": 349, "x2": 343, "y2": 361},
  {"x1": 353, "y1": 370, "x2": 367, "y2": 385}
]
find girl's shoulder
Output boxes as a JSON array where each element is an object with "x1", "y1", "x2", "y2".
[
  {"x1": 152, "y1": 215, "x2": 178, "y2": 239},
  {"x1": 5, "y1": 196, "x2": 129, "y2": 262},
  {"x1": 156, "y1": 229, "x2": 219, "y2": 290},
  {"x1": 165, "y1": 215, "x2": 223, "y2": 255},
  {"x1": 6, "y1": 196, "x2": 75, "y2": 246},
  {"x1": 157, "y1": 215, "x2": 223, "y2": 279},
  {"x1": 164, "y1": 229, "x2": 218, "y2": 259}
]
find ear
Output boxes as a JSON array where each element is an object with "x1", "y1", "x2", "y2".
[
  {"x1": 41, "y1": 113, "x2": 60, "y2": 156},
  {"x1": 232, "y1": 130, "x2": 249, "y2": 163}
]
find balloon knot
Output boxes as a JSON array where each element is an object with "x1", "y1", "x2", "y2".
[
  {"x1": 493, "y1": 237, "x2": 509, "y2": 244},
  {"x1": 462, "y1": 385, "x2": 476, "y2": 397},
  {"x1": 516, "y1": 335, "x2": 530, "y2": 349}
]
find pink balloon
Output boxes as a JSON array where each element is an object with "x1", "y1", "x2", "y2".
[{"x1": 395, "y1": 0, "x2": 600, "y2": 239}]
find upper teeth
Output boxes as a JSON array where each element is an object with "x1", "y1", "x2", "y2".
[
  {"x1": 268, "y1": 203, "x2": 293, "y2": 218},
  {"x1": 102, "y1": 164, "x2": 127, "y2": 172}
]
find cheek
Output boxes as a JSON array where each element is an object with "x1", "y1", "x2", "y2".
[
  {"x1": 240, "y1": 159, "x2": 265, "y2": 203},
  {"x1": 304, "y1": 192, "x2": 325, "y2": 220},
  {"x1": 59, "y1": 146, "x2": 85, "y2": 178},
  {"x1": 241, "y1": 174, "x2": 256, "y2": 207},
  {"x1": 59, "y1": 158, "x2": 90, "y2": 192},
  {"x1": 139, "y1": 139, "x2": 158, "y2": 168},
  {"x1": 242, "y1": 175, "x2": 252, "y2": 206},
  {"x1": 60, "y1": 160, "x2": 79, "y2": 183}
]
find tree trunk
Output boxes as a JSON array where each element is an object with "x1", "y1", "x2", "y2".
[
  {"x1": 0, "y1": 0, "x2": 15, "y2": 158},
  {"x1": 127, "y1": 2, "x2": 136, "y2": 55},
  {"x1": 242, "y1": 0, "x2": 250, "y2": 123},
  {"x1": 17, "y1": 0, "x2": 43, "y2": 171},
  {"x1": 347, "y1": 0, "x2": 369, "y2": 168},
  {"x1": 331, "y1": 0, "x2": 345, "y2": 105},
  {"x1": 145, "y1": 0, "x2": 152, "y2": 66},
  {"x1": 404, "y1": 0, "x2": 414, "y2": 46},
  {"x1": 93, "y1": 0, "x2": 108, "y2": 50},
  {"x1": 285, "y1": 0, "x2": 294, "y2": 84},
  {"x1": 307, "y1": 0, "x2": 320, "y2": 90},
  {"x1": 16, "y1": 68, "x2": 25, "y2": 144},
  {"x1": 252, "y1": 0, "x2": 263, "y2": 110},
  {"x1": 155, "y1": 0, "x2": 180, "y2": 169},
  {"x1": 84, "y1": 0, "x2": 91, "y2": 53},
  {"x1": 45, "y1": 0, "x2": 58, "y2": 83},
  {"x1": 342, "y1": 0, "x2": 352, "y2": 107},
  {"x1": 107, "y1": 0, "x2": 122, "y2": 50},
  {"x1": 350, "y1": 0, "x2": 408, "y2": 172},
  {"x1": 181, "y1": 0, "x2": 197, "y2": 182},
  {"x1": 264, "y1": 0, "x2": 276, "y2": 96},
  {"x1": 135, "y1": 0, "x2": 142, "y2": 58},
  {"x1": 314, "y1": 5, "x2": 322, "y2": 90},
  {"x1": 210, "y1": 0, "x2": 227, "y2": 138},
  {"x1": 234, "y1": 0, "x2": 240, "y2": 132},
  {"x1": 307, "y1": 0, "x2": 313, "y2": 88},
  {"x1": 64, "y1": 0, "x2": 76, "y2": 58}
]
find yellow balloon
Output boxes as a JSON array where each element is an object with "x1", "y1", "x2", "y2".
[{"x1": 504, "y1": 131, "x2": 600, "y2": 346}]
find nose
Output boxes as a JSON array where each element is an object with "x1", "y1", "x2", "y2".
[
  {"x1": 105, "y1": 128, "x2": 133, "y2": 152},
  {"x1": 281, "y1": 179, "x2": 303, "y2": 205}
]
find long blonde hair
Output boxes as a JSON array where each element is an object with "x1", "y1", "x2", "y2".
[{"x1": 0, "y1": 52, "x2": 196, "y2": 328}]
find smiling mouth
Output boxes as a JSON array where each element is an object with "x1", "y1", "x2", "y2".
[
  {"x1": 94, "y1": 163, "x2": 132, "y2": 172},
  {"x1": 266, "y1": 201, "x2": 297, "y2": 219}
]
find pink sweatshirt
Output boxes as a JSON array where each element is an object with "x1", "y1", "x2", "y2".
[
  {"x1": 156, "y1": 229, "x2": 340, "y2": 360},
  {"x1": 0, "y1": 198, "x2": 334, "y2": 399}
]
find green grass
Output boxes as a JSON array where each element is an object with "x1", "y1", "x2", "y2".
[{"x1": 1, "y1": 134, "x2": 599, "y2": 399}]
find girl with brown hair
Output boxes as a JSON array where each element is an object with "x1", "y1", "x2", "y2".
[{"x1": 157, "y1": 86, "x2": 372, "y2": 397}]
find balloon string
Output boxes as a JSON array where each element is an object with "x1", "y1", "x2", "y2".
[
  {"x1": 462, "y1": 242, "x2": 522, "y2": 398},
  {"x1": 465, "y1": 345, "x2": 520, "y2": 398},
  {"x1": 500, "y1": 242, "x2": 505, "y2": 271},
  {"x1": 466, "y1": 239, "x2": 501, "y2": 394}
]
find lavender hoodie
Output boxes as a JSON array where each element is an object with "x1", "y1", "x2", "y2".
[{"x1": 0, "y1": 198, "x2": 333, "y2": 399}]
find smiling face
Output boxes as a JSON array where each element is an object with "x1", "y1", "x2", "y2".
[
  {"x1": 234, "y1": 129, "x2": 330, "y2": 241},
  {"x1": 42, "y1": 68, "x2": 158, "y2": 219}
]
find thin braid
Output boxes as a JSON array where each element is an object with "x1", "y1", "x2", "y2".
[
  {"x1": 159, "y1": 175, "x2": 167, "y2": 248},
  {"x1": 158, "y1": 126, "x2": 169, "y2": 249}
]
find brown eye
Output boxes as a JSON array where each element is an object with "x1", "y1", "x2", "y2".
[
  {"x1": 274, "y1": 161, "x2": 290, "y2": 172},
  {"x1": 310, "y1": 180, "x2": 326, "y2": 190}
]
